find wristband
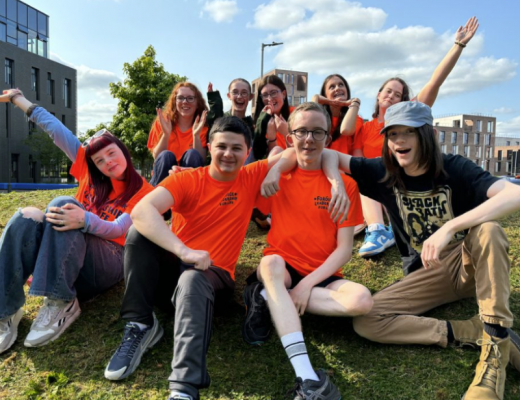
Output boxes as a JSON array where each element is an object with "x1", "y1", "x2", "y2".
[
  {"x1": 454, "y1": 41, "x2": 466, "y2": 48},
  {"x1": 267, "y1": 138, "x2": 277, "y2": 143},
  {"x1": 25, "y1": 104, "x2": 39, "y2": 117}
]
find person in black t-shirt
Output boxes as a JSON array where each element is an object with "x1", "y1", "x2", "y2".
[{"x1": 262, "y1": 100, "x2": 520, "y2": 400}]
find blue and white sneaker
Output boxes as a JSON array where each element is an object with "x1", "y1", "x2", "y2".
[
  {"x1": 104, "y1": 314, "x2": 164, "y2": 380},
  {"x1": 358, "y1": 223, "x2": 395, "y2": 257}
]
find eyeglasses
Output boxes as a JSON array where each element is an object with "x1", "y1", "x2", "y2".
[
  {"x1": 291, "y1": 128, "x2": 328, "y2": 141},
  {"x1": 176, "y1": 96, "x2": 196, "y2": 103},
  {"x1": 82, "y1": 129, "x2": 113, "y2": 148},
  {"x1": 261, "y1": 90, "x2": 281, "y2": 100},
  {"x1": 230, "y1": 91, "x2": 250, "y2": 98}
]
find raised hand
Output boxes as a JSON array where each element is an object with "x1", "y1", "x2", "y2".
[
  {"x1": 157, "y1": 108, "x2": 172, "y2": 137},
  {"x1": 455, "y1": 16, "x2": 479, "y2": 45},
  {"x1": 208, "y1": 82, "x2": 214, "y2": 93},
  {"x1": 266, "y1": 117, "x2": 277, "y2": 142},
  {"x1": 1, "y1": 88, "x2": 23, "y2": 103},
  {"x1": 193, "y1": 110, "x2": 208, "y2": 137},
  {"x1": 274, "y1": 114, "x2": 288, "y2": 137}
]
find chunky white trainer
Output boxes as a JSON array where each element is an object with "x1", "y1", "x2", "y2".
[{"x1": 0, "y1": 308, "x2": 24, "y2": 354}]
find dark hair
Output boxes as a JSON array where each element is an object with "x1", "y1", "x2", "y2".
[
  {"x1": 287, "y1": 102, "x2": 331, "y2": 134},
  {"x1": 381, "y1": 124, "x2": 446, "y2": 193},
  {"x1": 209, "y1": 116, "x2": 252, "y2": 149},
  {"x1": 320, "y1": 74, "x2": 351, "y2": 143},
  {"x1": 373, "y1": 77, "x2": 411, "y2": 119},
  {"x1": 161, "y1": 81, "x2": 208, "y2": 126},
  {"x1": 85, "y1": 133, "x2": 143, "y2": 212},
  {"x1": 253, "y1": 75, "x2": 290, "y2": 123},
  {"x1": 228, "y1": 78, "x2": 252, "y2": 93}
]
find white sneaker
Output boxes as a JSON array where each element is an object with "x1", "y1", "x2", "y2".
[
  {"x1": 24, "y1": 297, "x2": 81, "y2": 347},
  {"x1": 0, "y1": 308, "x2": 24, "y2": 354}
]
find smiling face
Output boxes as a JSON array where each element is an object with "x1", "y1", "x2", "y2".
[
  {"x1": 90, "y1": 143, "x2": 128, "y2": 181},
  {"x1": 287, "y1": 110, "x2": 330, "y2": 171},
  {"x1": 324, "y1": 75, "x2": 349, "y2": 102},
  {"x1": 227, "y1": 81, "x2": 252, "y2": 113},
  {"x1": 175, "y1": 87, "x2": 197, "y2": 119},
  {"x1": 208, "y1": 131, "x2": 250, "y2": 181},
  {"x1": 386, "y1": 125, "x2": 426, "y2": 176},
  {"x1": 261, "y1": 83, "x2": 286, "y2": 115},
  {"x1": 377, "y1": 80, "x2": 404, "y2": 111}
]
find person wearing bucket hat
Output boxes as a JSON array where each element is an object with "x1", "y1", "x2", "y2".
[
  {"x1": 281, "y1": 99, "x2": 520, "y2": 400},
  {"x1": 349, "y1": 17, "x2": 479, "y2": 259}
]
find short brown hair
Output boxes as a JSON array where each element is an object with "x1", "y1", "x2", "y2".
[{"x1": 287, "y1": 102, "x2": 331, "y2": 133}]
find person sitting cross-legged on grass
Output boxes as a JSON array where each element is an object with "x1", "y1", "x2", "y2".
[
  {"x1": 322, "y1": 101, "x2": 520, "y2": 400},
  {"x1": 242, "y1": 102, "x2": 373, "y2": 400},
  {"x1": 104, "y1": 115, "x2": 349, "y2": 400}
]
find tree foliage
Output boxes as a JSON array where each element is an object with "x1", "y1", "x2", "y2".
[
  {"x1": 24, "y1": 130, "x2": 70, "y2": 179},
  {"x1": 85, "y1": 45, "x2": 186, "y2": 167}
]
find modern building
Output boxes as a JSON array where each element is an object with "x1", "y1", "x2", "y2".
[
  {"x1": 0, "y1": 0, "x2": 77, "y2": 184},
  {"x1": 434, "y1": 113, "x2": 496, "y2": 174},
  {"x1": 251, "y1": 68, "x2": 308, "y2": 116},
  {"x1": 494, "y1": 137, "x2": 520, "y2": 176}
]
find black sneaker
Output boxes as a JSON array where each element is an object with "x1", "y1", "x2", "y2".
[
  {"x1": 242, "y1": 281, "x2": 271, "y2": 345},
  {"x1": 104, "y1": 314, "x2": 164, "y2": 380},
  {"x1": 290, "y1": 369, "x2": 341, "y2": 400}
]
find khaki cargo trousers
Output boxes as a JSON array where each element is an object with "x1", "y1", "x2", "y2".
[{"x1": 353, "y1": 222, "x2": 513, "y2": 347}]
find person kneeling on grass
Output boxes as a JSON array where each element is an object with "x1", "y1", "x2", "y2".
[
  {"x1": 0, "y1": 89, "x2": 152, "y2": 354},
  {"x1": 242, "y1": 102, "x2": 373, "y2": 400},
  {"x1": 104, "y1": 115, "x2": 349, "y2": 400},
  {"x1": 321, "y1": 101, "x2": 520, "y2": 400}
]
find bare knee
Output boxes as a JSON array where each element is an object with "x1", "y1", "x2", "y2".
[
  {"x1": 258, "y1": 255, "x2": 286, "y2": 284},
  {"x1": 20, "y1": 207, "x2": 44, "y2": 222},
  {"x1": 349, "y1": 288, "x2": 374, "y2": 316}
]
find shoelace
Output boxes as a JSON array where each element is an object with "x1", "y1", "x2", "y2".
[
  {"x1": 250, "y1": 296, "x2": 270, "y2": 326},
  {"x1": 476, "y1": 337, "x2": 502, "y2": 367},
  {"x1": 115, "y1": 324, "x2": 147, "y2": 359},
  {"x1": 33, "y1": 302, "x2": 63, "y2": 328}
]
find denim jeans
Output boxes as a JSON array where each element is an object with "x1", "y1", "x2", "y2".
[
  {"x1": 0, "y1": 196, "x2": 124, "y2": 319},
  {"x1": 150, "y1": 149, "x2": 205, "y2": 186}
]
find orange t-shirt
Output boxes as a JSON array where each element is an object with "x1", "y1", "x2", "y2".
[
  {"x1": 353, "y1": 118, "x2": 384, "y2": 159},
  {"x1": 328, "y1": 115, "x2": 364, "y2": 155},
  {"x1": 256, "y1": 168, "x2": 363, "y2": 277},
  {"x1": 70, "y1": 146, "x2": 153, "y2": 246},
  {"x1": 147, "y1": 119, "x2": 209, "y2": 161},
  {"x1": 159, "y1": 160, "x2": 269, "y2": 279}
]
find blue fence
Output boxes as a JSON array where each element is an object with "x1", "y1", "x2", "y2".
[{"x1": 0, "y1": 183, "x2": 78, "y2": 191}]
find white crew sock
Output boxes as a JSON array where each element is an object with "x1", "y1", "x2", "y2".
[{"x1": 281, "y1": 331, "x2": 319, "y2": 381}]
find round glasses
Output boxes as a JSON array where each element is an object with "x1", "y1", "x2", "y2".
[
  {"x1": 176, "y1": 96, "x2": 196, "y2": 103},
  {"x1": 261, "y1": 90, "x2": 281, "y2": 100},
  {"x1": 230, "y1": 91, "x2": 250, "y2": 98},
  {"x1": 291, "y1": 128, "x2": 328, "y2": 141}
]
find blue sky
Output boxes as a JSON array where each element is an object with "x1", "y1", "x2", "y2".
[{"x1": 27, "y1": 0, "x2": 520, "y2": 136}]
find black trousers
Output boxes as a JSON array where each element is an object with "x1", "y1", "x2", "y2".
[{"x1": 120, "y1": 226, "x2": 235, "y2": 399}]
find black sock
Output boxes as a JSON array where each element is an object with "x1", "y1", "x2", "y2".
[
  {"x1": 446, "y1": 321, "x2": 455, "y2": 343},
  {"x1": 484, "y1": 323, "x2": 509, "y2": 339}
]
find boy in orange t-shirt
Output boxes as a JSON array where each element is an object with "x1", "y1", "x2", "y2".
[{"x1": 242, "y1": 103, "x2": 373, "y2": 399}]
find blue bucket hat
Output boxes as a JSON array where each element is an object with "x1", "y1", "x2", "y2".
[{"x1": 380, "y1": 101, "x2": 433, "y2": 135}]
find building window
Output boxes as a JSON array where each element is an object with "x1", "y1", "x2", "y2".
[
  {"x1": 498, "y1": 150, "x2": 503, "y2": 161},
  {"x1": 476, "y1": 146, "x2": 482, "y2": 158},
  {"x1": 451, "y1": 132, "x2": 457, "y2": 144},
  {"x1": 287, "y1": 95, "x2": 292, "y2": 105},
  {"x1": 480, "y1": 160, "x2": 485, "y2": 170},
  {"x1": 63, "y1": 78, "x2": 71, "y2": 108},
  {"x1": 463, "y1": 132, "x2": 468, "y2": 144},
  {"x1": 487, "y1": 121, "x2": 494, "y2": 132},
  {"x1": 28, "y1": 120, "x2": 36, "y2": 135},
  {"x1": 4, "y1": 58, "x2": 13, "y2": 87},
  {"x1": 277, "y1": 73, "x2": 283, "y2": 81},
  {"x1": 452, "y1": 145, "x2": 459, "y2": 155},
  {"x1": 6, "y1": 0, "x2": 16, "y2": 21},
  {"x1": 476, "y1": 120, "x2": 482, "y2": 132},
  {"x1": 486, "y1": 160, "x2": 490, "y2": 171},
  {"x1": 297, "y1": 75, "x2": 306, "y2": 91},
  {"x1": 47, "y1": 73, "x2": 55, "y2": 104},
  {"x1": 0, "y1": 22, "x2": 6, "y2": 42},
  {"x1": 31, "y1": 67, "x2": 39, "y2": 100},
  {"x1": 18, "y1": 2, "x2": 28, "y2": 26},
  {"x1": 506, "y1": 140, "x2": 511, "y2": 146},
  {"x1": 300, "y1": 96, "x2": 305, "y2": 104},
  {"x1": 474, "y1": 133, "x2": 480, "y2": 145},
  {"x1": 441, "y1": 144, "x2": 447, "y2": 154},
  {"x1": 11, "y1": 153, "x2": 19, "y2": 183},
  {"x1": 439, "y1": 131, "x2": 445, "y2": 143},
  {"x1": 464, "y1": 146, "x2": 470, "y2": 157},
  {"x1": 485, "y1": 134, "x2": 491, "y2": 146},
  {"x1": 453, "y1": 120, "x2": 460, "y2": 128},
  {"x1": 28, "y1": 29, "x2": 36, "y2": 54},
  {"x1": 496, "y1": 162, "x2": 501, "y2": 173},
  {"x1": 62, "y1": 114, "x2": 66, "y2": 126},
  {"x1": 285, "y1": 74, "x2": 290, "y2": 84}
]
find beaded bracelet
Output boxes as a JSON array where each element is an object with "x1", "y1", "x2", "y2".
[{"x1": 454, "y1": 41, "x2": 466, "y2": 48}]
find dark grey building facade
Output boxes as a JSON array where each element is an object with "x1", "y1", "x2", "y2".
[{"x1": 1, "y1": 0, "x2": 76, "y2": 183}]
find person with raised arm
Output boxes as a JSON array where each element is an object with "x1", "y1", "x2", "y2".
[{"x1": 0, "y1": 89, "x2": 153, "y2": 354}]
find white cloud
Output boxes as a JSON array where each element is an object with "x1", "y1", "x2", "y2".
[
  {"x1": 77, "y1": 100, "x2": 118, "y2": 133},
  {"x1": 250, "y1": 1, "x2": 517, "y2": 101},
  {"x1": 493, "y1": 107, "x2": 515, "y2": 114},
  {"x1": 201, "y1": 0, "x2": 239, "y2": 23},
  {"x1": 497, "y1": 116, "x2": 520, "y2": 136}
]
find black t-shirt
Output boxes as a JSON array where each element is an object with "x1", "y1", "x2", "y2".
[{"x1": 350, "y1": 154, "x2": 499, "y2": 275}]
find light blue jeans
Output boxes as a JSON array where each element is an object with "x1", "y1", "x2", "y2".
[{"x1": 0, "y1": 196, "x2": 124, "y2": 319}]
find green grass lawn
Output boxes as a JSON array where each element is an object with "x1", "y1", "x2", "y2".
[{"x1": 0, "y1": 189, "x2": 519, "y2": 400}]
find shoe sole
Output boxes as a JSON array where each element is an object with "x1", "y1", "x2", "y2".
[
  {"x1": 359, "y1": 238, "x2": 395, "y2": 258},
  {"x1": 105, "y1": 322, "x2": 164, "y2": 381},
  {"x1": 0, "y1": 308, "x2": 24, "y2": 354},
  {"x1": 24, "y1": 305, "x2": 81, "y2": 348},
  {"x1": 242, "y1": 286, "x2": 269, "y2": 346}
]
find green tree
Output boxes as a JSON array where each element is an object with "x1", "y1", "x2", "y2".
[
  {"x1": 85, "y1": 45, "x2": 186, "y2": 171},
  {"x1": 24, "y1": 130, "x2": 71, "y2": 182}
]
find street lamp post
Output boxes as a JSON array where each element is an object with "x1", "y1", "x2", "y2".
[{"x1": 261, "y1": 41, "x2": 283, "y2": 79}]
